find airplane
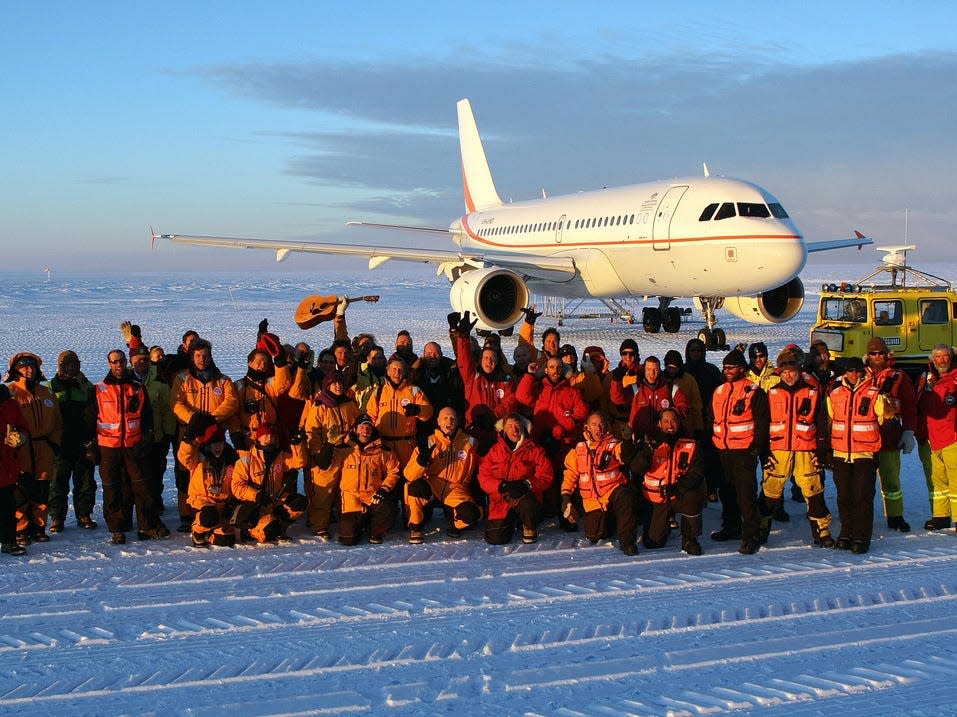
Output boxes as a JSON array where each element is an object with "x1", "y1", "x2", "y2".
[{"x1": 155, "y1": 98, "x2": 871, "y2": 349}]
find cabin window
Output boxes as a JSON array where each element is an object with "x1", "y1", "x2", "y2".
[
  {"x1": 920, "y1": 299, "x2": 949, "y2": 324},
  {"x1": 714, "y1": 202, "x2": 736, "y2": 221},
  {"x1": 822, "y1": 297, "x2": 866, "y2": 323},
  {"x1": 769, "y1": 203, "x2": 789, "y2": 219},
  {"x1": 873, "y1": 300, "x2": 903, "y2": 326},
  {"x1": 737, "y1": 203, "x2": 771, "y2": 218},
  {"x1": 629, "y1": 214, "x2": 635, "y2": 224},
  {"x1": 615, "y1": 216, "x2": 622, "y2": 226},
  {"x1": 699, "y1": 203, "x2": 719, "y2": 221}
]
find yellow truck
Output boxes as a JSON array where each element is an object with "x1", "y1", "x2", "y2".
[{"x1": 809, "y1": 245, "x2": 956, "y2": 377}]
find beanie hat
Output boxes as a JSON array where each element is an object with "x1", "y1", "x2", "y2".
[
  {"x1": 747, "y1": 342, "x2": 768, "y2": 361},
  {"x1": 582, "y1": 346, "x2": 606, "y2": 361},
  {"x1": 322, "y1": 371, "x2": 345, "y2": 390},
  {"x1": 664, "y1": 350, "x2": 683, "y2": 368},
  {"x1": 866, "y1": 337, "x2": 888, "y2": 354},
  {"x1": 58, "y1": 350, "x2": 79, "y2": 367},
  {"x1": 722, "y1": 349, "x2": 748, "y2": 369},
  {"x1": 558, "y1": 344, "x2": 578, "y2": 360},
  {"x1": 197, "y1": 422, "x2": 226, "y2": 446},
  {"x1": 845, "y1": 356, "x2": 866, "y2": 372},
  {"x1": 129, "y1": 346, "x2": 150, "y2": 361},
  {"x1": 253, "y1": 423, "x2": 278, "y2": 441},
  {"x1": 619, "y1": 338, "x2": 639, "y2": 355},
  {"x1": 353, "y1": 413, "x2": 374, "y2": 429},
  {"x1": 776, "y1": 349, "x2": 800, "y2": 367}
]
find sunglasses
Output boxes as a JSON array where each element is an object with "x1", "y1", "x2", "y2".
[
  {"x1": 868, "y1": 351, "x2": 887, "y2": 356},
  {"x1": 620, "y1": 350, "x2": 636, "y2": 356}
]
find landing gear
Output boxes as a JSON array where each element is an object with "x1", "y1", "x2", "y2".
[
  {"x1": 696, "y1": 297, "x2": 728, "y2": 350},
  {"x1": 642, "y1": 297, "x2": 682, "y2": 334},
  {"x1": 662, "y1": 307, "x2": 682, "y2": 333}
]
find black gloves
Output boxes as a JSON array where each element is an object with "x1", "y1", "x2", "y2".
[
  {"x1": 288, "y1": 428, "x2": 306, "y2": 446},
  {"x1": 313, "y1": 443, "x2": 335, "y2": 470},
  {"x1": 370, "y1": 487, "x2": 391, "y2": 505},
  {"x1": 184, "y1": 412, "x2": 216, "y2": 442},
  {"x1": 447, "y1": 312, "x2": 461, "y2": 331},
  {"x1": 258, "y1": 318, "x2": 269, "y2": 336},
  {"x1": 457, "y1": 311, "x2": 478, "y2": 336},
  {"x1": 520, "y1": 306, "x2": 543, "y2": 325},
  {"x1": 499, "y1": 479, "x2": 531, "y2": 500},
  {"x1": 406, "y1": 479, "x2": 432, "y2": 499},
  {"x1": 611, "y1": 365, "x2": 627, "y2": 381},
  {"x1": 403, "y1": 403, "x2": 421, "y2": 417}
]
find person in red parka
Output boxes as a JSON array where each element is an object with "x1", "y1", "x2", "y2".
[
  {"x1": 516, "y1": 356, "x2": 589, "y2": 528},
  {"x1": 451, "y1": 312, "x2": 516, "y2": 456},
  {"x1": 478, "y1": 413, "x2": 553, "y2": 545},
  {"x1": 623, "y1": 356, "x2": 690, "y2": 442},
  {"x1": 916, "y1": 344, "x2": 957, "y2": 530},
  {"x1": 0, "y1": 385, "x2": 29, "y2": 556}
]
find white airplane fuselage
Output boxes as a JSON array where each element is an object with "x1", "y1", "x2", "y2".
[{"x1": 453, "y1": 175, "x2": 805, "y2": 300}]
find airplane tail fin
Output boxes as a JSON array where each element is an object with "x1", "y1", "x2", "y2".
[{"x1": 456, "y1": 99, "x2": 503, "y2": 213}]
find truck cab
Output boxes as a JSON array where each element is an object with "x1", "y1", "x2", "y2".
[{"x1": 810, "y1": 245, "x2": 957, "y2": 377}]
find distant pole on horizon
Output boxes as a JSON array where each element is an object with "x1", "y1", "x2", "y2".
[{"x1": 43, "y1": 267, "x2": 51, "y2": 282}]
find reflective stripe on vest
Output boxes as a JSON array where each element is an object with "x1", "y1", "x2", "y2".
[
  {"x1": 573, "y1": 438, "x2": 626, "y2": 500},
  {"x1": 643, "y1": 438, "x2": 696, "y2": 504},
  {"x1": 768, "y1": 384, "x2": 818, "y2": 452},
  {"x1": 830, "y1": 383, "x2": 881, "y2": 453},
  {"x1": 712, "y1": 380, "x2": 758, "y2": 450}
]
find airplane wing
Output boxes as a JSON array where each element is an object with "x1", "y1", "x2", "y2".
[
  {"x1": 806, "y1": 230, "x2": 873, "y2": 253},
  {"x1": 155, "y1": 233, "x2": 579, "y2": 283}
]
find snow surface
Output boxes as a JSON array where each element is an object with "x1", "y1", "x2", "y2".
[{"x1": 2, "y1": 265, "x2": 957, "y2": 717}]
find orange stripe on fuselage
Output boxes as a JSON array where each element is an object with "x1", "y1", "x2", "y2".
[{"x1": 459, "y1": 214, "x2": 802, "y2": 249}]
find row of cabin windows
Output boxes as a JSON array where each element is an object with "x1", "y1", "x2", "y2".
[
  {"x1": 698, "y1": 202, "x2": 790, "y2": 221},
  {"x1": 475, "y1": 214, "x2": 639, "y2": 237}
]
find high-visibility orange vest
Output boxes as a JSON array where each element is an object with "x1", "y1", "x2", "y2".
[
  {"x1": 830, "y1": 382, "x2": 882, "y2": 454},
  {"x1": 643, "y1": 438, "x2": 697, "y2": 504},
  {"x1": 768, "y1": 383, "x2": 818, "y2": 451},
  {"x1": 96, "y1": 380, "x2": 146, "y2": 448},
  {"x1": 712, "y1": 380, "x2": 758, "y2": 450},
  {"x1": 573, "y1": 437, "x2": 627, "y2": 500}
]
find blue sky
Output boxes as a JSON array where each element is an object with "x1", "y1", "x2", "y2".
[{"x1": 2, "y1": 2, "x2": 956, "y2": 274}]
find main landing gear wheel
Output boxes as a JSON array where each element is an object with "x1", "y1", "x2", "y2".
[
  {"x1": 662, "y1": 307, "x2": 682, "y2": 333},
  {"x1": 697, "y1": 327, "x2": 727, "y2": 351},
  {"x1": 642, "y1": 307, "x2": 662, "y2": 334}
]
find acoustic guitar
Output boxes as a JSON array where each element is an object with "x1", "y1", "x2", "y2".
[{"x1": 294, "y1": 294, "x2": 380, "y2": 329}]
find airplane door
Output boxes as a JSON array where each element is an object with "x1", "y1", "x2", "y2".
[
  {"x1": 555, "y1": 214, "x2": 566, "y2": 244},
  {"x1": 652, "y1": 185, "x2": 688, "y2": 250}
]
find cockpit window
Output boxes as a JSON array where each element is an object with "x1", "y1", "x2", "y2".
[
  {"x1": 769, "y1": 203, "x2": 789, "y2": 219},
  {"x1": 737, "y1": 203, "x2": 771, "y2": 218},
  {"x1": 714, "y1": 202, "x2": 736, "y2": 221},
  {"x1": 699, "y1": 203, "x2": 718, "y2": 221}
]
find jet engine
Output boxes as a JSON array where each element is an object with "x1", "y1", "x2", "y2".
[
  {"x1": 722, "y1": 277, "x2": 805, "y2": 325},
  {"x1": 449, "y1": 267, "x2": 530, "y2": 331}
]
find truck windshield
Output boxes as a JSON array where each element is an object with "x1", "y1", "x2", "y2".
[{"x1": 822, "y1": 297, "x2": 867, "y2": 323}]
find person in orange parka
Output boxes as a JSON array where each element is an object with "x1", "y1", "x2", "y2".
[
  {"x1": 178, "y1": 415, "x2": 240, "y2": 547},
  {"x1": 6, "y1": 352, "x2": 62, "y2": 544},
  {"x1": 229, "y1": 421, "x2": 307, "y2": 543},
  {"x1": 170, "y1": 338, "x2": 239, "y2": 533},
  {"x1": 364, "y1": 356, "x2": 433, "y2": 470},
  {"x1": 0, "y1": 384, "x2": 29, "y2": 555},
  {"x1": 403, "y1": 407, "x2": 482, "y2": 543},
  {"x1": 478, "y1": 413, "x2": 553, "y2": 545}
]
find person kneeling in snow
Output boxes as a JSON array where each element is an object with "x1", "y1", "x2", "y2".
[
  {"x1": 319, "y1": 413, "x2": 401, "y2": 545},
  {"x1": 230, "y1": 420, "x2": 306, "y2": 543},
  {"x1": 403, "y1": 407, "x2": 482, "y2": 544},
  {"x1": 561, "y1": 411, "x2": 640, "y2": 556},
  {"x1": 478, "y1": 413, "x2": 552, "y2": 545},
  {"x1": 178, "y1": 413, "x2": 240, "y2": 547}
]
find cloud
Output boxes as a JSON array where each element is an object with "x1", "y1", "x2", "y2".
[{"x1": 193, "y1": 48, "x2": 957, "y2": 252}]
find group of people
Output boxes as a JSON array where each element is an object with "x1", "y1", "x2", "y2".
[{"x1": 2, "y1": 297, "x2": 954, "y2": 560}]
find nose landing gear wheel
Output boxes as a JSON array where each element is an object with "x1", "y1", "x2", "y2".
[
  {"x1": 697, "y1": 328, "x2": 713, "y2": 348},
  {"x1": 713, "y1": 328, "x2": 727, "y2": 350}
]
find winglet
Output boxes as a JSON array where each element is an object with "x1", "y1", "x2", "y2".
[{"x1": 456, "y1": 99, "x2": 503, "y2": 213}]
